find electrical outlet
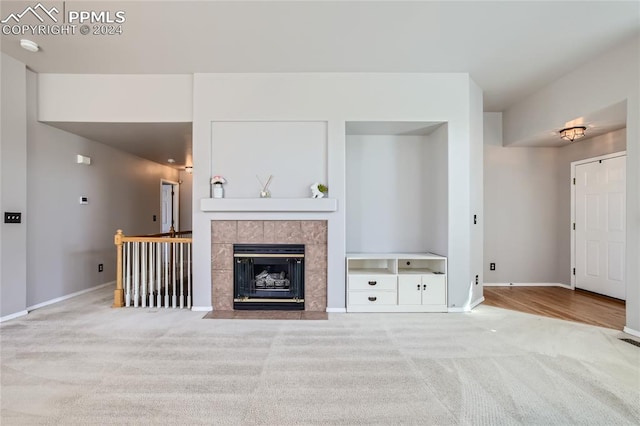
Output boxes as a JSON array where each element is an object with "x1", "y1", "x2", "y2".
[
  {"x1": 153, "y1": 215, "x2": 157, "y2": 222},
  {"x1": 475, "y1": 274, "x2": 479, "y2": 285},
  {"x1": 98, "y1": 264, "x2": 104, "y2": 272},
  {"x1": 490, "y1": 263, "x2": 496, "y2": 271}
]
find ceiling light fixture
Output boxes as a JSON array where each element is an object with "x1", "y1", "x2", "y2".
[
  {"x1": 20, "y1": 39, "x2": 39, "y2": 52},
  {"x1": 559, "y1": 126, "x2": 586, "y2": 142},
  {"x1": 167, "y1": 158, "x2": 176, "y2": 164}
]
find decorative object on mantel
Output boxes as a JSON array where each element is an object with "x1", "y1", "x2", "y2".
[
  {"x1": 211, "y1": 175, "x2": 226, "y2": 199},
  {"x1": 310, "y1": 182, "x2": 328, "y2": 198},
  {"x1": 256, "y1": 175, "x2": 273, "y2": 198}
]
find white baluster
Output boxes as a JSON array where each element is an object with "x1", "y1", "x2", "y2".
[
  {"x1": 180, "y1": 243, "x2": 185, "y2": 309},
  {"x1": 172, "y1": 242, "x2": 177, "y2": 308},
  {"x1": 148, "y1": 242, "x2": 154, "y2": 308},
  {"x1": 133, "y1": 242, "x2": 139, "y2": 307},
  {"x1": 187, "y1": 243, "x2": 192, "y2": 309},
  {"x1": 141, "y1": 242, "x2": 147, "y2": 307},
  {"x1": 157, "y1": 243, "x2": 162, "y2": 307},
  {"x1": 164, "y1": 242, "x2": 169, "y2": 308},
  {"x1": 125, "y1": 242, "x2": 131, "y2": 307}
]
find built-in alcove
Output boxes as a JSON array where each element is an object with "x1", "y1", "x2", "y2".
[{"x1": 345, "y1": 121, "x2": 448, "y2": 255}]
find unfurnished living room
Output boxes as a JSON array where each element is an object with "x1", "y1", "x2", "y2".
[{"x1": 1, "y1": 1, "x2": 639, "y2": 424}]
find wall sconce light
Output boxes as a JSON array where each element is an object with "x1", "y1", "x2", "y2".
[
  {"x1": 559, "y1": 126, "x2": 586, "y2": 142},
  {"x1": 185, "y1": 166, "x2": 193, "y2": 174}
]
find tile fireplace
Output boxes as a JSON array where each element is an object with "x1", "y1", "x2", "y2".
[{"x1": 211, "y1": 220, "x2": 327, "y2": 311}]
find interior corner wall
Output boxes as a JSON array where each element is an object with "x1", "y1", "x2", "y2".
[
  {"x1": 469, "y1": 79, "x2": 483, "y2": 306},
  {"x1": 423, "y1": 125, "x2": 448, "y2": 257},
  {"x1": 0, "y1": 53, "x2": 27, "y2": 319},
  {"x1": 179, "y1": 170, "x2": 193, "y2": 231},
  {"x1": 483, "y1": 112, "x2": 562, "y2": 284},
  {"x1": 26, "y1": 70, "x2": 180, "y2": 307}
]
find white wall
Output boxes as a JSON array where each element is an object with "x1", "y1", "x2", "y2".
[
  {"x1": 37, "y1": 74, "x2": 193, "y2": 122},
  {"x1": 502, "y1": 34, "x2": 639, "y2": 333},
  {"x1": 211, "y1": 121, "x2": 327, "y2": 198},
  {"x1": 26, "y1": 71, "x2": 180, "y2": 307},
  {"x1": 423, "y1": 124, "x2": 449, "y2": 257},
  {"x1": 484, "y1": 112, "x2": 562, "y2": 284},
  {"x1": 192, "y1": 73, "x2": 481, "y2": 311},
  {"x1": 0, "y1": 53, "x2": 27, "y2": 319},
  {"x1": 469, "y1": 80, "x2": 484, "y2": 306},
  {"x1": 179, "y1": 170, "x2": 193, "y2": 231},
  {"x1": 346, "y1": 134, "x2": 437, "y2": 253}
]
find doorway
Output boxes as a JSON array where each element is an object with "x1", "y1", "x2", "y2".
[
  {"x1": 161, "y1": 180, "x2": 179, "y2": 233},
  {"x1": 572, "y1": 152, "x2": 626, "y2": 300}
]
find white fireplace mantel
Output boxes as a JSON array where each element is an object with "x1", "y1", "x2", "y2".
[{"x1": 200, "y1": 198, "x2": 338, "y2": 212}]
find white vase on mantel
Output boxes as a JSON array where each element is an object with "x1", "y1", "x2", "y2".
[{"x1": 212, "y1": 184, "x2": 224, "y2": 199}]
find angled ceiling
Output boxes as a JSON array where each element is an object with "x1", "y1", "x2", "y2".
[{"x1": 1, "y1": 1, "x2": 638, "y2": 161}]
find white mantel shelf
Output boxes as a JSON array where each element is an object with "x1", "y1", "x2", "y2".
[{"x1": 200, "y1": 198, "x2": 338, "y2": 212}]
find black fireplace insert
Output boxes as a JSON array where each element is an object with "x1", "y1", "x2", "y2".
[{"x1": 233, "y1": 244, "x2": 304, "y2": 310}]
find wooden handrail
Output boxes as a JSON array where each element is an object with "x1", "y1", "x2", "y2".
[{"x1": 113, "y1": 229, "x2": 193, "y2": 308}]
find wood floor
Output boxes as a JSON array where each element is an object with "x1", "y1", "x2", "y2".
[{"x1": 483, "y1": 286, "x2": 626, "y2": 330}]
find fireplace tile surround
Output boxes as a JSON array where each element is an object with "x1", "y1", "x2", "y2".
[{"x1": 211, "y1": 220, "x2": 327, "y2": 311}]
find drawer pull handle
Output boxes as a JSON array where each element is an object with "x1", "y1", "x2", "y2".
[
  {"x1": 368, "y1": 281, "x2": 377, "y2": 286},
  {"x1": 368, "y1": 296, "x2": 377, "y2": 302}
]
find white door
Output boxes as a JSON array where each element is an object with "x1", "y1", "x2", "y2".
[
  {"x1": 575, "y1": 156, "x2": 626, "y2": 299},
  {"x1": 161, "y1": 183, "x2": 174, "y2": 233}
]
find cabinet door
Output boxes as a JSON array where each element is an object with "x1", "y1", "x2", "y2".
[
  {"x1": 422, "y1": 274, "x2": 446, "y2": 305},
  {"x1": 398, "y1": 275, "x2": 422, "y2": 305}
]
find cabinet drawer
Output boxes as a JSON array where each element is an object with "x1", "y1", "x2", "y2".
[
  {"x1": 348, "y1": 291, "x2": 397, "y2": 305},
  {"x1": 349, "y1": 275, "x2": 396, "y2": 290}
]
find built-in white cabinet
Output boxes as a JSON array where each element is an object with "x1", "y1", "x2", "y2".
[{"x1": 346, "y1": 253, "x2": 447, "y2": 312}]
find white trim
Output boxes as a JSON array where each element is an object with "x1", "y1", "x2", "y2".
[
  {"x1": 191, "y1": 306, "x2": 213, "y2": 312},
  {"x1": 448, "y1": 296, "x2": 485, "y2": 313},
  {"x1": 326, "y1": 307, "x2": 347, "y2": 313},
  {"x1": 570, "y1": 151, "x2": 626, "y2": 290},
  {"x1": 0, "y1": 310, "x2": 28, "y2": 323},
  {"x1": 470, "y1": 296, "x2": 485, "y2": 309},
  {"x1": 484, "y1": 282, "x2": 571, "y2": 288},
  {"x1": 623, "y1": 327, "x2": 640, "y2": 339},
  {"x1": 26, "y1": 281, "x2": 115, "y2": 312},
  {"x1": 200, "y1": 197, "x2": 338, "y2": 212}
]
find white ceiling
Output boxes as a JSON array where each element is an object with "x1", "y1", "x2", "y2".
[{"x1": 1, "y1": 1, "x2": 638, "y2": 162}]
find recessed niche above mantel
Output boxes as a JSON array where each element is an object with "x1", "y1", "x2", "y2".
[{"x1": 200, "y1": 198, "x2": 338, "y2": 212}]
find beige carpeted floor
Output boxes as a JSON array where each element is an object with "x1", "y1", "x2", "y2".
[{"x1": 1, "y1": 286, "x2": 639, "y2": 425}]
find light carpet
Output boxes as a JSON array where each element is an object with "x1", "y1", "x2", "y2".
[{"x1": 1, "y1": 286, "x2": 639, "y2": 425}]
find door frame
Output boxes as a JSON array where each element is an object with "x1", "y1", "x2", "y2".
[
  {"x1": 160, "y1": 179, "x2": 180, "y2": 233},
  {"x1": 570, "y1": 151, "x2": 626, "y2": 290}
]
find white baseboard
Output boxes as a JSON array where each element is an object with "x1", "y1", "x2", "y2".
[
  {"x1": 0, "y1": 310, "x2": 29, "y2": 323},
  {"x1": 191, "y1": 306, "x2": 213, "y2": 312},
  {"x1": 448, "y1": 296, "x2": 485, "y2": 313},
  {"x1": 27, "y1": 281, "x2": 115, "y2": 312},
  {"x1": 623, "y1": 327, "x2": 640, "y2": 338},
  {"x1": 484, "y1": 282, "x2": 571, "y2": 289},
  {"x1": 326, "y1": 307, "x2": 347, "y2": 313}
]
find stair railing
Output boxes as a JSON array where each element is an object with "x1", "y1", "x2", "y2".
[{"x1": 113, "y1": 228, "x2": 192, "y2": 309}]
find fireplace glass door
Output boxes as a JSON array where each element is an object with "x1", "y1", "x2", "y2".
[{"x1": 234, "y1": 244, "x2": 304, "y2": 310}]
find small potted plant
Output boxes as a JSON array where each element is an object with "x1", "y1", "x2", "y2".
[
  {"x1": 211, "y1": 175, "x2": 226, "y2": 198},
  {"x1": 310, "y1": 182, "x2": 328, "y2": 198}
]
